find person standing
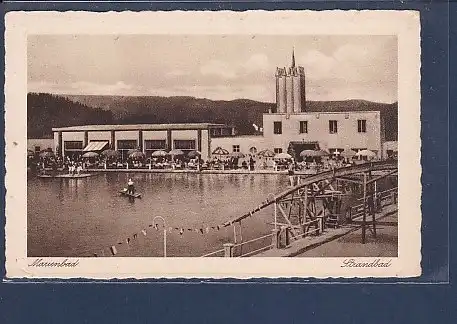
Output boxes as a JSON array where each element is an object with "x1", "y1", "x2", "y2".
[
  {"x1": 249, "y1": 157, "x2": 255, "y2": 171},
  {"x1": 127, "y1": 178, "x2": 135, "y2": 195},
  {"x1": 288, "y1": 163, "x2": 295, "y2": 187}
]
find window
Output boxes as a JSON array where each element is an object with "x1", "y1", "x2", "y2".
[
  {"x1": 358, "y1": 119, "x2": 367, "y2": 133},
  {"x1": 274, "y1": 148, "x2": 283, "y2": 154},
  {"x1": 273, "y1": 121, "x2": 282, "y2": 134},
  {"x1": 144, "y1": 140, "x2": 166, "y2": 150},
  {"x1": 64, "y1": 141, "x2": 83, "y2": 150},
  {"x1": 210, "y1": 128, "x2": 222, "y2": 136},
  {"x1": 329, "y1": 120, "x2": 338, "y2": 134},
  {"x1": 233, "y1": 145, "x2": 240, "y2": 153},
  {"x1": 210, "y1": 127, "x2": 233, "y2": 137},
  {"x1": 299, "y1": 121, "x2": 308, "y2": 134},
  {"x1": 63, "y1": 141, "x2": 84, "y2": 159},
  {"x1": 117, "y1": 140, "x2": 138, "y2": 161},
  {"x1": 34, "y1": 146, "x2": 41, "y2": 152},
  {"x1": 173, "y1": 140, "x2": 196, "y2": 150},
  {"x1": 117, "y1": 140, "x2": 137, "y2": 150}
]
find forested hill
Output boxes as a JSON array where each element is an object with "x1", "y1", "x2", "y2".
[
  {"x1": 28, "y1": 93, "x2": 398, "y2": 141},
  {"x1": 27, "y1": 93, "x2": 114, "y2": 138}
]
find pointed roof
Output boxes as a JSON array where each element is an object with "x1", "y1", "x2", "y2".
[{"x1": 292, "y1": 48, "x2": 296, "y2": 68}]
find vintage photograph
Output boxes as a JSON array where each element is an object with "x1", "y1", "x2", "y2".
[{"x1": 6, "y1": 11, "x2": 421, "y2": 278}]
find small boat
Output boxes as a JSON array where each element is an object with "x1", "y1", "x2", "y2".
[{"x1": 119, "y1": 188, "x2": 142, "y2": 198}]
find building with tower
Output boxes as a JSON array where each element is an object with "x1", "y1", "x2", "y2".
[
  {"x1": 47, "y1": 50, "x2": 391, "y2": 162},
  {"x1": 211, "y1": 50, "x2": 387, "y2": 159}
]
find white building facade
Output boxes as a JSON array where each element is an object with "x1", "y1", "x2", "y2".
[
  {"x1": 52, "y1": 123, "x2": 234, "y2": 160},
  {"x1": 211, "y1": 110, "x2": 384, "y2": 159}
]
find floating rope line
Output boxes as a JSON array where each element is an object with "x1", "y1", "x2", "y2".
[{"x1": 90, "y1": 194, "x2": 281, "y2": 257}]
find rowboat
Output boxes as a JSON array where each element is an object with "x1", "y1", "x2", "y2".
[{"x1": 119, "y1": 188, "x2": 142, "y2": 198}]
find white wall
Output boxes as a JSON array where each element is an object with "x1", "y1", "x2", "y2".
[
  {"x1": 143, "y1": 130, "x2": 167, "y2": 141},
  {"x1": 62, "y1": 132, "x2": 84, "y2": 142},
  {"x1": 115, "y1": 130, "x2": 139, "y2": 140},
  {"x1": 201, "y1": 130, "x2": 209, "y2": 160},
  {"x1": 210, "y1": 136, "x2": 266, "y2": 156},
  {"x1": 88, "y1": 131, "x2": 111, "y2": 142},
  {"x1": 27, "y1": 139, "x2": 54, "y2": 152},
  {"x1": 171, "y1": 130, "x2": 198, "y2": 140},
  {"x1": 53, "y1": 132, "x2": 59, "y2": 151},
  {"x1": 263, "y1": 111, "x2": 382, "y2": 156}
]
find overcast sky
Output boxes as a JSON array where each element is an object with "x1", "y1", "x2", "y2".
[{"x1": 28, "y1": 35, "x2": 397, "y2": 103}]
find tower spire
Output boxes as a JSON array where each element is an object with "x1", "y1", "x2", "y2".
[{"x1": 292, "y1": 47, "x2": 296, "y2": 68}]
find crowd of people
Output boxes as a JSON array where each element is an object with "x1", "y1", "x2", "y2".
[{"x1": 28, "y1": 150, "x2": 390, "y2": 176}]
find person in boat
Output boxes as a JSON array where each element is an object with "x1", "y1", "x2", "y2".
[{"x1": 127, "y1": 178, "x2": 135, "y2": 195}]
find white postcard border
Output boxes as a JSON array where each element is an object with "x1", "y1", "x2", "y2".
[{"x1": 5, "y1": 10, "x2": 421, "y2": 279}]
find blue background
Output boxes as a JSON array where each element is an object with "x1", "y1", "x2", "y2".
[{"x1": 1, "y1": 1, "x2": 454, "y2": 323}]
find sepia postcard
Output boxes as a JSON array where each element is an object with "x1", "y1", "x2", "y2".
[{"x1": 4, "y1": 10, "x2": 421, "y2": 279}]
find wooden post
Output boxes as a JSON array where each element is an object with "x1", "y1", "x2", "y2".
[
  {"x1": 318, "y1": 216, "x2": 324, "y2": 234},
  {"x1": 370, "y1": 172, "x2": 377, "y2": 238},
  {"x1": 362, "y1": 172, "x2": 367, "y2": 244},
  {"x1": 281, "y1": 226, "x2": 290, "y2": 247},
  {"x1": 271, "y1": 228, "x2": 280, "y2": 249},
  {"x1": 274, "y1": 201, "x2": 278, "y2": 231},
  {"x1": 303, "y1": 185, "x2": 308, "y2": 223},
  {"x1": 223, "y1": 243, "x2": 234, "y2": 257}
]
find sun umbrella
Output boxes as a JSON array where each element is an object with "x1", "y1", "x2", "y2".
[
  {"x1": 274, "y1": 152, "x2": 292, "y2": 159},
  {"x1": 299, "y1": 149, "x2": 317, "y2": 157},
  {"x1": 129, "y1": 151, "x2": 145, "y2": 158},
  {"x1": 127, "y1": 148, "x2": 140, "y2": 155},
  {"x1": 82, "y1": 151, "x2": 99, "y2": 158},
  {"x1": 212, "y1": 147, "x2": 229, "y2": 156},
  {"x1": 341, "y1": 150, "x2": 356, "y2": 158},
  {"x1": 257, "y1": 149, "x2": 275, "y2": 158},
  {"x1": 229, "y1": 152, "x2": 245, "y2": 158},
  {"x1": 101, "y1": 149, "x2": 120, "y2": 157},
  {"x1": 39, "y1": 151, "x2": 55, "y2": 158},
  {"x1": 151, "y1": 150, "x2": 168, "y2": 157},
  {"x1": 356, "y1": 149, "x2": 376, "y2": 157},
  {"x1": 187, "y1": 150, "x2": 201, "y2": 158},
  {"x1": 168, "y1": 149, "x2": 184, "y2": 156}
]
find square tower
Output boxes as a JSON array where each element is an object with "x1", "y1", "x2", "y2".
[{"x1": 275, "y1": 50, "x2": 306, "y2": 113}]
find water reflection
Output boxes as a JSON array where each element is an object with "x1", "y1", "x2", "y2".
[{"x1": 28, "y1": 173, "x2": 289, "y2": 257}]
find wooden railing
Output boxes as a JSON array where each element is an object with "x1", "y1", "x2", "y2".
[{"x1": 349, "y1": 187, "x2": 398, "y2": 220}]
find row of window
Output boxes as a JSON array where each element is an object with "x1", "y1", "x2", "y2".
[
  {"x1": 273, "y1": 120, "x2": 367, "y2": 135},
  {"x1": 63, "y1": 140, "x2": 196, "y2": 151}
]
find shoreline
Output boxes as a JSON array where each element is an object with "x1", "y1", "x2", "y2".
[
  {"x1": 84, "y1": 168, "x2": 311, "y2": 175},
  {"x1": 30, "y1": 167, "x2": 393, "y2": 177}
]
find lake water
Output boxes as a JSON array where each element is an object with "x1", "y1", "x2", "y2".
[{"x1": 27, "y1": 173, "x2": 290, "y2": 257}]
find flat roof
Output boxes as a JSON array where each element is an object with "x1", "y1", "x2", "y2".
[
  {"x1": 52, "y1": 123, "x2": 229, "y2": 132},
  {"x1": 266, "y1": 110, "x2": 380, "y2": 116}
]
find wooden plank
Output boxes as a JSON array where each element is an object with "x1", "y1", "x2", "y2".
[{"x1": 277, "y1": 204, "x2": 301, "y2": 237}]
